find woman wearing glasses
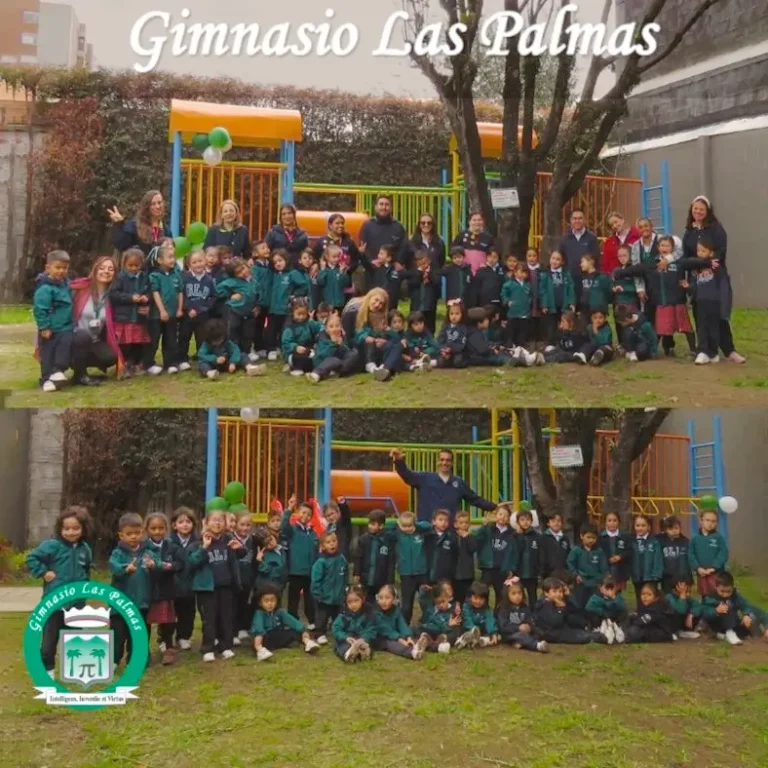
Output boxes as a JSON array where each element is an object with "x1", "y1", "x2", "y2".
[{"x1": 409, "y1": 213, "x2": 446, "y2": 271}]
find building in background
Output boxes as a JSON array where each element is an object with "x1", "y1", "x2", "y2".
[{"x1": 605, "y1": 0, "x2": 768, "y2": 308}]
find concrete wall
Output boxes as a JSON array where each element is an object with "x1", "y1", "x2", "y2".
[
  {"x1": 663, "y1": 409, "x2": 768, "y2": 575},
  {"x1": 26, "y1": 409, "x2": 66, "y2": 545},
  {"x1": 0, "y1": 411, "x2": 31, "y2": 548},
  {"x1": 617, "y1": 127, "x2": 768, "y2": 308}
]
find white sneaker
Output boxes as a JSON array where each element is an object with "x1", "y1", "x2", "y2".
[
  {"x1": 304, "y1": 639, "x2": 320, "y2": 654},
  {"x1": 365, "y1": 362, "x2": 377, "y2": 374},
  {"x1": 454, "y1": 630, "x2": 474, "y2": 650},
  {"x1": 679, "y1": 630, "x2": 700, "y2": 640},
  {"x1": 221, "y1": 649, "x2": 235, "y2": 659},
  {"x1": 477, "y1": 636, "x2": 493, "y2": 648},
  {"x1": 672, "y1": 634, "x2": 679, "y2": 641},
  {"x1": 411, "y1": 645, "x2": 423, "y2": 660},
  {"x1": 573, "y1": 352, "x2": 587, "y2": 364},
  {"x1": 256, "y1": 350, "x2": 268, "y2": 359},
  {"x1": 178, "y1": 639, "x2": 192, "y2": 650},
  {"x1": 627, "y1": 352, "x2": 638, "y2": 362},
  {"x1": 536, "y1": 640, "x2": 550, "y2": 653},
  {"x1": 256, "y1": 646, "x2": 273, "y2": 661},
  {"x1": 249, "y1": 352, "x2": 260, "y2": 363},
  {"x1": 267, "y1": 351, "x2": 279, "y2": 361},
  {"x1": 429, "y1": 358, "x2": 438, "y2": 368},
  {"x1": 544, "y1": 345, "x2": 555, "y2": 353},
  {"x1": 148, "y1": 365, "x2": 163, "y2": 375},
  {"x1": 358, "y1": 640, "x2": 372, "y2": 660},
  {"x1": 49, "y1": 371, "x2": 67, "y2": 383},
  {"x1": 710, "y1": 355, "x2": 720, "y2": 364},
  {"x1": 178, "y1": 362, "x2": 191, "y2": 372},
  {"x1": 246, "y1": 363, "x2": 267, "y2": 376},
  {"x1": 307, "y1": 624, "x2": 315, "y2": 631},
  {"x1": 316, "y1": 635, "x2": 328, "y2": 646},
  {"x1": 158, "y1": 642, "x2": 167, "y2": 653},
  {"x1": 535, "y1": 352, "x2": 546, "y2": 366},
  {"x1": 724, "y1": 629, "x2": 743, "y2": 646},
  {"x1": 344, "y1": 639, "x2": 361, "y2": 662},
  {"x1": 613, "y1": 623, "x2": 625, "y2": 644},
  {"x1": 437, "y1": 642, "x2": 451, "y2": 655},
  {"x1": 42, "y1": 380, "x2": 57, "y2": 393},
  {"x1": 728, "y1": 351, "x2": 746, "y2": 364},
  {"x1": 413, "y1": 632, "x2": 430, "y2": 659},
  {"x1": 306, "y1": 372, "x2": 320, "y2": 383},
  {"x1": 282, "y1": 363, "x2": 291, "y2": 373},
  {"x1": 202, "y1": 652, "x2": 215, "y2": 662},
  {"x1": 167, "y1": 366, "x2": 178, "y2": 374},
  {"x1": 603, "y1": 621, "x2": 616, "y2": 645},
  {"x1": 232, "y1": 636, "x2": 241, "y2": 647},
  {"x1": 237, "y1": 630, "x2": 249, "y2": 641},
  {"x1": 524, "y1": 351, "x2": 537, "y2": 367},
  {"x1": 290, "y1": 369, "x2": 304, "y2": 377},
  {"x1": 716, "y1": 633, "x2": 726, "y2": 640},
  {"x1": 694, "y1": 353, "x2": 710, "y2": 365},
  {"x1": 206, "y1": 369, "x2": 219, "y2": 380}
]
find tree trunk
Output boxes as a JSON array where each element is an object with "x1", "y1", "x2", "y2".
[
  {"x1": 542, "y1": 177, "x2": 567, "y2": 258},
  {"x1": 515, "y1": 409, "x2": 557, "y2": 514}
]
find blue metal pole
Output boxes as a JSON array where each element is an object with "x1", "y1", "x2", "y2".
[
  {"x1": 205, "y1": 408, "x2": 218, "y2": 500},
  {"x1": 661, "y1": 160, "x2": 672, "y2": 235},
  {"x1": 687, "y1": 419, "x2": 696, "y2": 537},
  {"x1": 171, "y1": 131, "x2": 182, "y2": 237},
  {"x1": 321, "y1": 407, "x2": 333, "y2": 505},
  {"x1": 712, "y1": 415, "x2": 727, "y2": 542},
  {"x1": 639, "y1": 163, "x2": 648, "y2": 219}
]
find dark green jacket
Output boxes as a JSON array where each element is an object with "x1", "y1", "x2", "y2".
[
  {"x1": 462, "y1": 601, "x2": 498, "y2": 634},
  {"x1": 626, "y1": 317, "x2": 659, "y2": 356},
  {"x1": 215, "y1": 276, "x2": 260, "y2": 315},
  {"x1": 149, "y1": 268, "x2": 183, "y2": 318},
  {"x1": 331, "y1": 608, "x2": 378, "y2": 643},
  {"x1": 585, "y1": 592, "x2": 627, "y2": 619},
  {"x1": 630, "y1": 535, "x2": 663, "y2": 583},
  {"x1": 269, "y1": 271, "x2": 305, "y2": 315},
  {"x1": 313, "y1": 336, "x2": 352, "y2": 367},
  {"x1": 599, "y1": 531, "x2": 632, "y2": 584},
  {"x1": 701, "y1": 591, "x2": 767, "y2": 625},
  {"x1": 588, "y1": 323, "x2": 613, "y2": 347},
  {"x1": 420, "y1": 605, "x2": 456, "y2": 634},
  {"x1": 579, "y1": 272, "x2": 613, "y2": 313},
  {"x1": 257, "y1": 549, "x2": 286, "y2": 587},
  {"x1": 198, "y1": 340, "x2": 242, "y2": 367},
  {"x1": 374, "y1": 605, "x2": 412, "y2": 640},
  {"x1": 354, "y1": 323, "x2": 390, "y2": 346},
  {"x1": 317, "y1": 267, "x2": 351, "y2": 308},
  {"x1": 26, "y1": 538, "x2": 92, "y2": 595},
  {"x1": 541, "y1": 268, "x2": 576, "y2": 312},
  {"x1": 251, "y1": 261, "x2": 273, "y2": 309},
  {"x1": 405, "y1": 330, "x2": 440, "y2": 356},
  {"x1": 109, "y1": 542, "x2": 159, "y2": 609},
  {"x1": 515, "y1": 529, "x2": 543, "y2": 579},
  {"x1": 310, "y1": 553, "x2": 348, "y2": 606},
  {"x1": 169, "y1": 532, "x2": 199, "y2": 597},
  {"x1": 473, "y1": 524, "x2": 516, "y2": 571},
  {"x1": 280, "y1": 511, "x2": 319, "y2": 576},
  {"x1": 384, "y1": 521, "x2": 432, "y2": 576},
  {"x1": 689, "y1": 531, "x2": 728, "y2": 571},
  {"x1": 251, "y1": 607, "x2": 304, "y2": 636},
  {"x1": 33, "y1": 277, "x2": 73, "y2": 333},
  {"x1": 566, "y1": 546, "x2": 608, "y2": 588},
  {"x1": 501, "y1": 278, "x2": 532, "y2": 319},
  {"x1": 281, "y1": 319, "x2": 323, "y2": 358},
  {"x1": 665, "y1": 593, "x2": 702, "y2": 618}
]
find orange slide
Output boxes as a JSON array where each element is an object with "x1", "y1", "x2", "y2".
[
  {"x1": 296, "y1": 211, "x2": 368, "y2": 241},
  {"x1": 330, "y1": 470, "x2": 410, "y2": 516}
]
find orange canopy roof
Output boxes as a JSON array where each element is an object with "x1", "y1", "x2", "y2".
[
  {"x1": 450, "y1": 122, "x2": 538, "y2": 158},
  {"x1": 168, "y1": 99, "x2": 302, "y2": 148}
]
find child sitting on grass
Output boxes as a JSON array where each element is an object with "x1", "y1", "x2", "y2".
[
  {"x1": 665, "y1": 580, "x2": 702, "y2": 640},
  {"x1": 332, "y1": 585, "x2": 378, "y2": 662},
  {"x1": 437, "y1": 299, "x2": 469, "y2": 369},
  {"x1": 574, "y1": 310, "x2": 613, "y2": 366},
  {"x1": 497, "y1": 581, "x2": 549, "y2": 652},
  {"x1": 281, "y1": 298, "x2": 323, "y2": 376},
  {"x1": 251, "y1": 582, "x2": 319, "y2": 661},
  {"x1": 404, "y1": 311, "x2": 440, "y2": 371},
  {"x1": 197, "y1": 319, "x2": 264, "y2": 379},
  {"x1": 307, "y1": 314, "x2": 361, "y2": 383},
  {"x1": 624, "y1": 583, "x2": 676, "y2": 644},
  {"x1": 543, "y1": 311, "x2": 586, "y2": 364},
  {"x1": 417, "y1": 582, "x2": 464, "y2": 654},
  {"x1": 701, "y1": 571, "x2": 768, "y2": 646},
  {"x1": 534, "y1": 576, "x2": 607, "y2": 645},
  {"x1": 373, "y1": 584, "x2": 428, "y2": 660},
  {"x1": 585, "y1": 575, "x2": 627, "y2": 645},
  {"x1": 455, "y1": 581, "x2": 499, "y2": 649},
  {"x1": 615, "y1": 304, "x2": 658, "y2": 361}
]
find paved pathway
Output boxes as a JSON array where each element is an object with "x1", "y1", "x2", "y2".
[{"x1": 0, "y1": 586, "x2": 41, "y2": 612}]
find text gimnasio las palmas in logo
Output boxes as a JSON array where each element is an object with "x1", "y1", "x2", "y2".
[{"x1": 24, "y1": 581, "x2": 148, "y2": 710}]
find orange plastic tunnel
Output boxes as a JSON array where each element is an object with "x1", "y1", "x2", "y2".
[
  {"x1": 296, "y1": 211, "x2": 369, "y2": 241},
  {"x1": 330, "y1": 470, "x2": 410, "y2": 515}
]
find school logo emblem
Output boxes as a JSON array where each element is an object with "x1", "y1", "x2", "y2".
[
  {"x1": 452, "y1": 480, "x2": 459, "y2": 488},
  {"x1": 24, "y1": 581, "x2": 148, "y2": 710}
]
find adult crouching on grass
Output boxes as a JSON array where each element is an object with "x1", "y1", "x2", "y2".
[
  {"x1": 266, "y1": 204, "x2": 309, "y2": 268},
  {"x1": 390, "y1": 448, "x2": 496, "y2": 523},
  {"x1": 203, "y1": 199, "x2": 250, "y2": 259},
  {"x1": 682, "y1": 196, "x2": 745, "y2": 364},
  {"x1": 108, "y1": 190, "x2": 172, "y2": 257},
  {"x1": 69, "y1": 255, "x2": 122, "y2": 385}
]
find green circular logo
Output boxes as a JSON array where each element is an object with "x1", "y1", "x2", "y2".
[{"x1": 23, "y1": 581, "x2": 148, "y2": 711}]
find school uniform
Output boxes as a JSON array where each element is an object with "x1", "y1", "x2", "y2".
[
  {"x1": 179, "y1": 270, "x2": 216, "y2": 363},
  {"x1": 405, "y1": 329, "x2": 440, "y2": 359},
  {"x1": 469, "y1": 263, "x2": 505, "y2": 309},
  {"x1": 231, "y1": 533, "x2": 256, "y2": 636},
  {"x1": 281, "y1": 319, "x2": 323, "y2": 373},
  {"x1": 620, "y1": 314, "x2": 658, "y2": 360},
  {"x1": 527, "y1": 265, "x2": 550, "y2": 344},
  {"x1": 109, "y1": 270, "x2": 152, "y2": 365},
  {"x1": 255, "y1": 546, "x2": 287, "y2": 594},
  {"x1": 541, "y1": 267, "x2": 576, "y2": 344},
  {"x1": 354, "y1": 531, "x2": 395, "y2": 603},
  {"x1": 374, "y1": 605, "x2": 415, "y2": 658},
  {"x1": 497, "y1": 602, "x2": 539, "y2": 650},
  {"x1": 251, "y1": 608, "x2": 307, "y2": 650},
  {"x1": 425, "y1": 529, "x2": 459, "y2": 586},
  {"x1": 311, "y1": 552, "x2": 349, "y2": 638},
  {"x1": 462, "y1": 601, "x2": 498, "y2": 637},
  {"x1": 453, "y1": 533, "x2": 477, "y2": 606},
  {"x1": 364, "y1": 260, "x2": 403, "y2": 310},
  {"x1": 332, "y1": 607, "x2": 378, "y2": 660},
  {"x1": 267, "y1": 271, "x2": 307, "y2": 351},
  {"x1": 316, "y1": 266, "x2": 351, "y2": 311},
  {"x1": 599, "y1": 530, "x2": 632, "y2": 590},
  {"x1": 689, "y1": 530, "x2": 728, "y2": 596},
  {"x1": 203, "y1": 224, "x2": 250, "y2": 258},
  {"x1": 354, "y1": 323, "x2": 403, "y2": 374},
  {"x1": 326, "y1": 501, "x2": 353, "y2": 561},
  {"x1": 612, "y1": 269, "x2": 642, "y2": 312},
  {"x1": 146, "y1": 267, "x2": 183, "y2": 369},
  {"x1": 466, "y1": 326, "x2": 516, "y2": 367},
  {"x1": 250, "y1": 260, "x2": 272, "y2": 351},
  {"x1": 198, "y1": 340, "x2": 242, "y2": 376},
  {"x1": 473, "y1": 523, "x2": 517, "y2": 608},
  {"x1": 630, "y1": 534, "x2": 663, "y2": 609},
  {"x1": 313, "y1": 233, "x2": 362, "y2": 280},
  {"x1": 543, "y1": 328, "x2": 587, "y2": 364},
  {"x1": 215, "y1": 275, "x2": 260, "y2": 355},
  {"x1": 442, "y1": 262, "x2": 473, "y2": 303},
  {"x1": 187, "y1": 533, "x2": 244, "y2": 654},
  {"x1": 501, "y1": 278, "x2": 532, "y2": 347},
  {"x1": 265, "y1": 225, "x2": 309, "y2": 268},
  {"x1": 540, "y1": 529, "x2": 571, "y2": 578},
  {"x1": 418, "y1": 604, "x2": 463, "y2": 648},
  {"x1": 514, "y1": 529, "x2": 543, "y2": 606},
  {"x1": 169, "y1": 531, "x2": 199, "y2": 644},
  {"x1": 534, "y1": 598, "x2": 604, "y2": 644},
  {"x1": 701, "y1": 590, "x2": 767, "y2": 638},
  {"x1": 624, "y1": 600, "x2": 676, "y2": 643},
  {"x1": 566, "y1": 546, "x2": 608, "y2": 608},
  {"x1": 406, "y1": 265, "x2": 441, "y2": 332},
  {"x1": 312, "y1": 335, "x2": 361, "y2": 380},
  {"x1": 585, "y1": 592, "x2": 628, "y2": 627},
  {"x1": 577, "y1": 271, "x2": 613, "y2": 320},
  {"x1": 577, "y1": 323, "x2": 613, "y2": 364},
  {"x1": 26, "y1": 537, "x2": 92, "y2": 670},
  {"x1": 657, "y1": 533, "x2": 692, "y2": 593},
  {"x1": 436, "y1": 322, "x2": 469, "y2": 368},
  {"x1": 383, "y1": 521, "x2": 432, "y2": 624},
  {"x1": 280, "y1": 511, "x2": 319, "y2": 624},
  {"x1": 665, "y1": 592, "x2": 702, "y2": 634},
  {"x1": 33, "y1": 275, "x2": 74, "y2": 383}
]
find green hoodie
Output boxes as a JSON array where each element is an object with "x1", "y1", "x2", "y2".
[
  {"x1": 501, "y1": 278, "x2": 532, "y2": 319},
  {"x1": 281, "y1": 319, "x2": 323, "y2": 358},
  {"x1": 689, "y1": 531, "x2": 728, "y2": 571},
  {"x1": 317, "y1": 266, "x2": 351, "y2": 308},
  {"x1": 198, "y1": 340, "x2": 242, "y2": 367},
  {"x1": 665, "y1": 593, "x2": 702, "y2": 619},
  {"x1": 405, "y1": 330, "x2": 440, "y2": 356},
  {"x1": 462, "y1": 601, "x2": 498, "y2": 634},
  {"x1": 585, "y1": 592, "x2": 627, "y2": 619},
  {"x1": 310, "y1": 553, "x2": 348, "y2": 606},
  {"x1": 215, "y1": 275, "x2": 260, "y2": 315},
  {"x1": 251, "y1": 261, "x2": 273, "y2": 309},
  {"x1": 251, "y1": 607, "x2": 305, "y2": 636},
  {"x1": 587, "y1": 323, "x2": 613, "y2": 347},
  {"x1": 331, "y1": 608, "x2": 378, "y2": 643},
  {"x1": 354, "y1": 324, "x2": 390, "y2": 346},
  {"x1": 108, "y1": 542, "x2": 158, "y2": 610},
  {"x1": 269, "y1": 270, "x2": 305, "y2": 315},
  {"x1": 149, "y1": 268, "x2": 183, "y2": 318},
  {"x1": 33, "y1": 277, "x2": 73, "y2": 333},
  {"x1": 566, "y1": 545, "x2": 608, "y2": 588},
  {"x1": 257, "y1": 549, "x2": 286, "y2": 587},
  {"x1": 313, "y1": 336, "x2": 352, "y2": 368},
  {"x1": 630, "y1": 535, "x2": 663, "y2": 583},
  {"x1": 374, "y1": 605, "x2": 413, "y2": 640},
  {"x1": 26, "y1": 538, "x2": 92, "y2": 595},
  {"x1": 280, "y1": 511, "x2": 319, "y2": 576},
  {"x1": 383, "y1": 520, "x2": 433, "y2": 576},
  {"x1": 701, "y1": 591, "x2": 767, "y2": 625}
]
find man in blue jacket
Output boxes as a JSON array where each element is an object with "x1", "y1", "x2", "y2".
[
  {"x1": 557, "y1": 209, "x2": 601, "y2": 290},
  {"x1": 391, "y1": 448, "x2": 496, "y2": 523}
]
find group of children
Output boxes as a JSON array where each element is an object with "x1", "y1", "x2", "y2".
[
  {"x1": 32, "y1": 222, "x2": 728, "y2": 390},
  {"x1": 27, "y1": 499, "x2": 767, "y2": 675}
]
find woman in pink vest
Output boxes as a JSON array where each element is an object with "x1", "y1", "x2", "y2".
[{"x1": 451, "y1": 212, "x2": 495, "y2": 275}]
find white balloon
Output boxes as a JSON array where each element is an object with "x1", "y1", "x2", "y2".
[
  {"x1": 203, "y1": 146, "x2": 223, "y2": 166},
  {"x1": 240, "y1": 407, "x2": 259, "y2": 424},
  {"x1": 718, "y1": 496, "x2": 738, "y2": 514}
]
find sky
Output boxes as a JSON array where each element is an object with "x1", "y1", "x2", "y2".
[{"x1": 59, "y1": 0, "x2": 615, "y2": 97}]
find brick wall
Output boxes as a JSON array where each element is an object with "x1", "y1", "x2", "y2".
[{"x1": 26, "y1": 409, "x2": 65, "y2": 545}]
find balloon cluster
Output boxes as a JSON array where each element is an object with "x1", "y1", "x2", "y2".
[
  {"x1": 205, "y1": 481, "x2": 248, "y2": 515},
  {"x1": 192, "y1": 126, "x2": 232, "y2": 168},
  {"x1": 697, "y1": 495, "x2": 738, "y2": 515}
]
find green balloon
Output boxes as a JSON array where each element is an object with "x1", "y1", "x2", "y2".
[
  {"x1": 192, "y1": 133, "x2": 210, "y2": 152},
  {"x1": 187, "y1": 221, "x2": 208, "y2": 246},
  {"x1": 698, "y1": 495, "x2": 718, "y2": 511},
  {"x1": 224, "y1": 481, "x2": 245, "y2": 505},
  {"x1": 208, "y1": 126, "x2": 231, "y2": 150},
  {"x1": 228, "y1": 503, "x2": 249, "y2": 513},
  {"x1": 205, "y1": 496, "x2": 228, "y2": 512},
  {"x1": 174, "y1": 236, "x2": 192, "y2": 258}
]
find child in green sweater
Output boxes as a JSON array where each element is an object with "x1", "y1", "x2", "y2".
[
  {"x1": 373, "y1": 584, "x2": 428, "y2": 660},
  {"x1": 567, "y1": 523, "x2": 608, "y2": 609},
  {"x1": 665, "y1": 581, "x2": 702, "y2": 640},
  {"x1": 701, "y1": 571, "x2": 768, "y2": 646},
  {"x1": 574, "y1": 310, "x2": 614, "y2": 366},
  {"x1": 251, "y1": 582, "x2": 319, "y2": 660},
  {"x1": 332, "y1": 585, "x2": 378, "y2": 662},
  {"x1": 455, "y1": 581, "x2": 499, "y2": 650},
  {"x1": 311, "y1": 531, "x2": 348, "y2": 645},
  {"x1": 690, "y1": 508, "x2": 729, "y2": 597},
  {"x1": 585, "y1": 575, "x2": 627, "y2": 645}
]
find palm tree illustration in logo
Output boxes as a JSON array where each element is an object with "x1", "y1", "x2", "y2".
[
  {"x1": 90, "y1": 648, "x2": 106, "y2": 677},
  {"x1": 67, "y1": 648, "x2": 82, "y2": 678}
]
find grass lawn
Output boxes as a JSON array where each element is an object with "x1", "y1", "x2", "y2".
[
  {"x1": 2, "y1": 574, "x2": 767, "y2": 768},
  {"x1": 0, "y1": 305, "x2": 33, "y2": 325},
  {"x1": 2, "y1": 308, "x2": 768, "y2": 408}
]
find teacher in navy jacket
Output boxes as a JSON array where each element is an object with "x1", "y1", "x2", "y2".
[{"x1": 390, "y1": 448, "x2": 496, "y2": 522}]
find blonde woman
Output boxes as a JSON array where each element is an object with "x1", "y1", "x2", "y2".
[
  {"x1": 204, "y1": 199, "x2": 251, "y2": 258},
  {"x1": 339, "y1": 288, "x2": 394, "y2": 379}
]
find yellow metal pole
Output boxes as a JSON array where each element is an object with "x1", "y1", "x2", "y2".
[{"x1": 512, "y1": 411, "x2": 521, "y2": 508}]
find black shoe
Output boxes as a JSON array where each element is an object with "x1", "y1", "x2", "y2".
[{"x1": 73, "y1": 375, "x2": 102, "y2": 386}]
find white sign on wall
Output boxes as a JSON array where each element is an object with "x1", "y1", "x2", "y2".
[
  {"x1": 550, "y1": 445, "x2": 584, "y2": 468},
  {"x1": 491, "y1": 188, "x2": 520, "y2": 209}
]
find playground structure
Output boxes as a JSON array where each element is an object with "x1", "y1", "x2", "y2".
[
  {"x1": 205, "y1": 409, "x2": 728, "y2": 538},
  {"x1": 171, "y1": 101, "x2": 651, "y2": 249}
]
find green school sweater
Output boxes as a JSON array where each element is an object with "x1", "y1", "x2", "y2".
[
  {"x1": 280, "y1": 511, "x2": 319, "y2": 576},
  {"x1": 198, "y1": 340, "x2": 242, "y2": 367},
  {"x1": 383, "y1": 521, "x2": 432, "y2": 576},
  {"x1": 26, "y1": 538, "x2": 92, "y2": 595},
  {"x1": 375, "y1": 605, "x2": 413, "y2": 640},
  {"x1": 149, "y1": 269, "x2": 183, "y2": 318},
  {"x1": 310, "y1": 553, "x2": 348, "y2": 606},
  {"x1": 501, "y1": 278, "x2": 532, "y2": 319},
  {"x1": 689, "y1": 531, "x2": 728, "y2": 571},
  {"x1": 317, "y1": 267, "x2": 351, "y2": 308},
  {"x1": 215, "y1": 276, "x2": 260, "y2": 315},
  {"x1": 108, "y1": 543, "x2": 158, "y2": 609},
  {"x1": 567, "y1": 546, "x2": 608, "y2": 587},
  {"x1": 281, "y1": 319, "x2": 323, "y2": 358},
  {"x1": 251, "y1": 608, "x2": 305, "y2": 636},
  {"x1": 33, "y1": 278, "x2": 73, "y2": 333}
]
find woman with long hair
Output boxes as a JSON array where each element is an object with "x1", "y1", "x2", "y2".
[
  {"x1": 602, "y1": 211, "x2": 640, "y2": 274},
  {"x1": 409, "y1": 212, "x2": 446, "y2": 271},
  {"x1": 203, "y1": 199, "x2": 251, "y2": 258},
  {"x1": 265, "y1": 204, "x2": 309, "y2": 268},
  {"x1": 312, "y1": 213, "x2": 361, "y2": 300},
  {"x1": 108, "y1": 190, "x2": 172, "y2": 256},
  {"x1": 451, "y1": 211, "x2": 495, "y2": 275}
]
